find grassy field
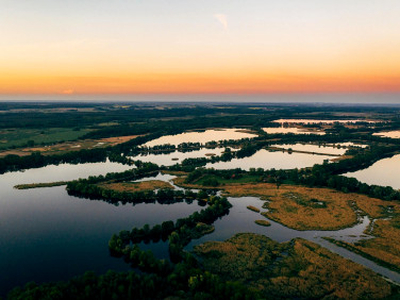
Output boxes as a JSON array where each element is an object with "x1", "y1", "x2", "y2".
[
  {"x1": 174, "y1": 176, "x2": 382, "y2": 230},
  {"x1": 194, "y1": 233, "x2": 394, "y2": 299},
  {"x1": 98, "y1": 180, "x2": 174, "y2": 192},
  {"x1": 223, "y1": 183, "x2": 363, "y2": 230},
  {"x1": 0, "y1": 128, "x2": 91, "y2": 150},
  {"x1": 191, "y1": 174, "x2": 261, "y2": 186},
  {"x1": 0, "y1": 134, "x2": 139, "y2": 157},
  {"x1": 335, "y1": 197, "x2": 400, "y2": 270}
]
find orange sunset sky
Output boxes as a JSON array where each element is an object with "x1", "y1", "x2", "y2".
[{"x1": 1, "y1": 0, "x2": 400, "y2": 100}]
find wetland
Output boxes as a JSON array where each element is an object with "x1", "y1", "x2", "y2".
[{"x1": 2, "y1": 102, "x2": 400, "y2": 299}]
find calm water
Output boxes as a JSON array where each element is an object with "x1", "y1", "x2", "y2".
[
  {"x1": 273, "y1": 119, "x2": 376, "y2": 124},
  {"x1": 373, "y1": 130, "x2": 400, "y2": 139},
  {"x1": 206, "y1": 149, "x2": 332, "y2": 170},
  {"x1": 0, "y1": 162, "x2": 202, "y2": 296},
  {"x1": 130, "y1": 148, "x2": 225, "y2": 166},
  {"x1": 187, "y1": 197, "x2": 400, "y2": 283},
  {"x1": 2, "y1": 155, "x2": 399, "y2": 295},
  {"x1": 271, "y1": 143, "x2": 346, "y2": 155},
  {"x1": 144, "y1": 129, "x2": 257, "y2": 147},
  {"x1": 344, "y1": 154, "x2": 400, "y2": 190},
  {"x1": 262, "y1": 127, "x2": 325, "y2": 135}
]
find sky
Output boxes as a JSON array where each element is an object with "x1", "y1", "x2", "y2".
[{"x1": 1, "y1": 0, "x2": 400, "y2": 101}]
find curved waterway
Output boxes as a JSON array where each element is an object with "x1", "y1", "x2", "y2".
[
  {"x1": 185, "y1": 197, "x2": 400, "y2": 283},
  {"x1": 2, "y1": 163, "x2": 399, "y2": 295},
  {"x1": 0, "y1": 162, "x2": 202, "y2": 296},
  {"x1": 128, "y1": 173, "x2": 400, "y2": 283}
]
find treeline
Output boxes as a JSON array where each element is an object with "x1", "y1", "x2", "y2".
[
  {"x1": 65, "y1": 162, "x2": 217, "y2": 206},
  {"x1": 109, "y1": 196, "x2": 232, "y2": 263},
  {"x1": 7, "y1": 266, "x2": 258, "y2": 300},
  {"x1": 68, "y1": 182, "x2": 202, "y2": 206},
  {"x1": 7, "y1": 196, "x2": 252, "y2": 300},
  {"x1": 183, "y1": 148, "x2": 400, "y2": 201},
  {"x1": 0, "y1": 149, "x2": 109, "y2": 174},
  {"x1": 0, "y1": 133, "x2": 154, "y2": 175}
]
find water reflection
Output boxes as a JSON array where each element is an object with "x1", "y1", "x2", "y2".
[
  {"x1": 0, "y1": 162, "x2": 202, "y2": 296},
  {"x1": 344, "y1": 154, "x2": 400, "y2": 190},
  {"x1": 273, "y1": 119, "x2": 376, "y2": 124},
  {"x1": 187, "y1": 197, "x2": 372, "y2": 247},
  {"x1": 373, "y1": 130, "x2": 400, "y2": 139},
  {"x1": 271, "y1": 143, "x2": 346, "y2": 155},
  {"x1": 130, "y1": 148, "x2": 225, "y2": 166},
  {"x1": 144, "y1": 129, "x2": 257, "y2": 147},
  {"x1": 206, "y1": 149, "x2": 333, "y2": 171},
  {"x1": 263, "y1": 127, "x2": 325, "y2": 135},
  {"x1": 186, "y1": 196, "x2": 400, "y2": 283}
]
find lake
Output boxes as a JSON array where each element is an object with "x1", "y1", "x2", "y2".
[
  {"x1": 373, "y1": 130, "x2": 400, "y2": 139},
  {"x1": 187, "y1": 196, "x2": 400, "y2": 283},
  {"x1": 206, "y1": 149, "x2": 333, "y2": 170},
  {"x1": 2, "y1": 159, "x2": 400, "y2": 296},
  {"x1": 144, "y1": 129, "x2": 257, "y2": 147},
  {"x1": 271, "y1": 143, "x2": 347, "y2": 155},
  {"x1": 273, "y1": 119, "x2": 377, "y2": 124},
  {"x1": 263, "y1": 127, "x2": 325, "y2": 135},
  {"x1": 129, "y1": 147, "x2": 225, "y2": 166},
  {"x1": 0, "y1": 162, "x2": 202, "y2": 296},
  {"x1": 344, "y1": 154, "x2": 400, "y2": 190}
]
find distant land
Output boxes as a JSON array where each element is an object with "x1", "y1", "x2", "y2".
[{"x1": 1, "y1": 93, "x2": 400, "y2": 104}]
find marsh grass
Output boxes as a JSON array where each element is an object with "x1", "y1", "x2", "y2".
[
  {"x1": 194, "y1": 233, "x2": 394, "y2": 299},
  {"x1": 99, "y1": 180, "x2": 173, "y2": 192}
]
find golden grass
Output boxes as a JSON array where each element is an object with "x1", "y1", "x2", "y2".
[
  {"x1": 194, "y1": 233, "x2": 393, "y2": 299},
  {"x1": 255, "y1": 220, "x2": 271, "y2": 227},
  {"x1": 173, "y1": 178, "x2": 392, "y2": 230},
  {"x1": 353, "y1": 196, "x2": 397, "y2": 219},
  {"x1": 247, "y1": 205, "x2": 260, "y2": 213},
  {"x1": 355, "y1": 218, "x2": 400, "y2": 268},
  {"x1": 324, "y1": 196, "x2": 400, "y2": 270},
  {"x1": 223, "y1": 183, "x2": 362, "y2": 230},
  {"x1": 98, "y1": 180, "x2": 173, "y2": 192},
  {"x1": 161, "y1": 170, "x2": 188, "y2": 176}
]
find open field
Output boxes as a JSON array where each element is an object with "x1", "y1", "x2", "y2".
[
  {"x1": 194, "y1": 233, "x2": 394, "y2": 299},
  {"x1": 0, "y1": 134, "x2": 139, "y2": 157},
  {"x1": 174, "y1": 176, "x2": 370, "y2": 230},
  {"x1": 224, "y1": 183, "x2": 364, "y2": 230},
  {"x1": 98, "y1": 180, "x2": 174, "y2": 192},
  {"x1": 0, "y1": 128, "x2": 91, "y2": 151}
]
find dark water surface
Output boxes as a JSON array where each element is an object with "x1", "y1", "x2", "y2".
[{"x1": 0, "y1": 162, "x2": 201, "y2": 296}]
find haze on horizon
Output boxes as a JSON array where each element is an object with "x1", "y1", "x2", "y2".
[{"x1": 1, "y1": 0, "x2": 400, "y2": 101}]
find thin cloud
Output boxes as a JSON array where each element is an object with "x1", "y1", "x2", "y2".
[
  {"x1": 214, "y1": 14, "x2": 228, "y2": 30},
  {"x1": 61, "y1": 89, "x2": 74, "y2": 95}
]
